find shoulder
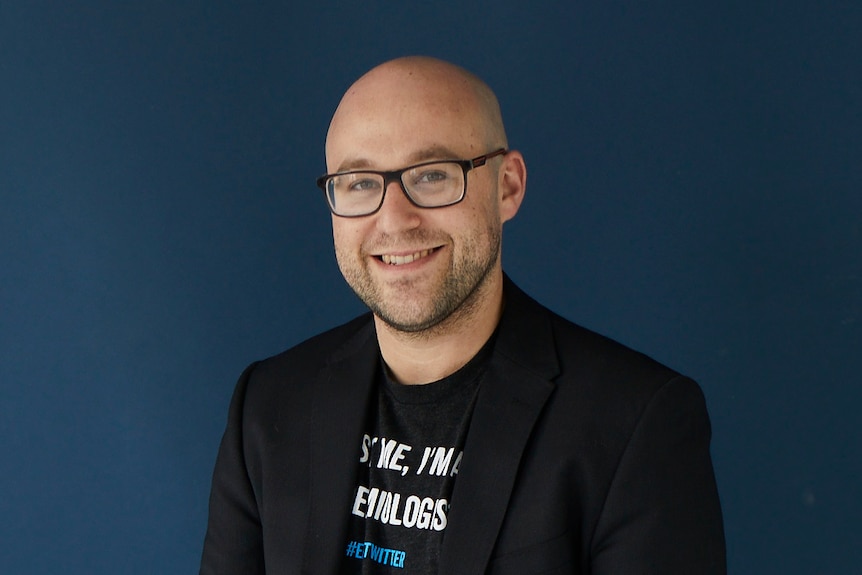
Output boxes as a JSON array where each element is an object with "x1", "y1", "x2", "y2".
[
  {"x1": 500, "y1": 277, "x2": 714, "y2": 477},
  {"x1": 501, "y1": 276, "x2": 703, "y2": 423},
  {"x1": 548, "y1": 308, "x2": 682, "y2": 390},
  {"x1": 546, "y1": 308, "x2": 706, "y2": 429},
  {"x1": 503, "y1": 276, "x2": 681, "y2": 386},
  {"x1": 255, "y1": 312, "x2": 375, "y2": 378},
  {"x1": 235, "y1": 312, "x2": 376, "y2": 409}
]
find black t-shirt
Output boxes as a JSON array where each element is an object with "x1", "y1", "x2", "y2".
[{"x1": 344, "y1": 342, "x2": 492, "y2": 574}]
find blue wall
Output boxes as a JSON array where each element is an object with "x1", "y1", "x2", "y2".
[{"x1": 1, "y1": 1, "x2": 859, "y2": 572}]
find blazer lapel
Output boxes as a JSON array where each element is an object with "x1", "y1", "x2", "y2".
[
  {"x1": 438, "y1": 279, "x2": 560, "y2": 575},
  {"x1": 302, "y1": 320, "x2": 379, "y2": 575}
]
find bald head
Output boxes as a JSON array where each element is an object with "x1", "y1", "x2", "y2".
[
  {"x1": 325, "y1": 57, "x2": 508, "y2": 172},
  {"x1": 324, "y1": 56, "x2": 528, "y2": 348}
]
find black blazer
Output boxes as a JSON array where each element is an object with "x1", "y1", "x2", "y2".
[{"x1": 200, "y1": 278, "x2": 726, "y2": 574}]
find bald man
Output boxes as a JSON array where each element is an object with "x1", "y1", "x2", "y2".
[{"x1": 200, "y1": 57, "x2": 726, "y2": 575}]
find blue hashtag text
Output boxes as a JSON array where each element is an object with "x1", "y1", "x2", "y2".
[{"x1": 345, "y1": 540, "x2": 406, "y2": 569}]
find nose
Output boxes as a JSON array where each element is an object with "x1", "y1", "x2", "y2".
[{"x1": 375, "y1": 179, "x2": 421, "y2": 233}]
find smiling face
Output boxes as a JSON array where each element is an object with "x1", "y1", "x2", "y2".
[{"x1": 325, "y1": 58, "x2": 521, "y2": 335}]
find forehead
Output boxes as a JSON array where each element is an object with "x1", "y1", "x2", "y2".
[{"x1": 325, "y1": 67, "x2": 488, "y2": 171}]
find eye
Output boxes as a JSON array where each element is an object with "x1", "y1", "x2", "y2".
[
  {"x1": 345, "y1": 177, "x2": 381, "y2": 193},
  {"x1": 415, "y1": 169, "x2": 449, "y2": 184}
]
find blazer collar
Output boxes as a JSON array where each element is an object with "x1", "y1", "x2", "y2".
[
  {"x1": 438, "y1": 276, "x2": 560, "y2": 575},
  {"x1": 303, "y1": 318, "x2": 379, "y2": 575},
  {"x1": 495, "y1": 275, "x2": 561, "y2": 381}
]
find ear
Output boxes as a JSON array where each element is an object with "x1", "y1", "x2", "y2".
[{"x1": 497, "y1": 150, "x2": 527, "y2": 223}]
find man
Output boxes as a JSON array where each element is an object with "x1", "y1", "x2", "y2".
[{"x1": 200, "y1": 56, "x2": 725, "y2": 574}]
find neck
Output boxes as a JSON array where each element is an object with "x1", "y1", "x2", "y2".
[{"x1": 374, "y1": 270, "x2": 504, "y2": 385}]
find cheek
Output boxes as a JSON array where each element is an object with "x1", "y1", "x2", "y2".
[
  {"x1": 468, "y1": 193, "x2": 503, "y2": 235},
  {"x1": 331, "y1": 217, "x2": 350, "y2": 242},
  {"x1": 332, "y1": 219, "x2": 365, "y2": 258},
  {"x1": 331, "y1": 225, "x2": 355, "y2": 276},
  {"x1": 470, "y1": 180, "x2": 502, "y2": 219}
]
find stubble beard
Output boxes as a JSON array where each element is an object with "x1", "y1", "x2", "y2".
[{"x1": 336, "y1": 225, "x2": 502, "y2": 338}]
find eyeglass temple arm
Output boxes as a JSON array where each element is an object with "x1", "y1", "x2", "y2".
[{"x1": 470, "y1": 148, "x2": 507, "y2": 168}]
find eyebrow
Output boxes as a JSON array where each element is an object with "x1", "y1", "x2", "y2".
[{"x1": 335, "y1": 145, "x2": 463, "y2": 173}]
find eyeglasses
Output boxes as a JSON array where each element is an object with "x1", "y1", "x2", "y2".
[{"x1": 316, "y1": 148, "x2": 507, "y2": 217}]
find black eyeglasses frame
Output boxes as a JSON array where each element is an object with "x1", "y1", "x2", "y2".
[{"x1": 316, "y1": 148, "x2": 508, "y2": 217}]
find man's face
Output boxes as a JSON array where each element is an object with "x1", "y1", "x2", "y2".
[{"x1": 325, "y1": 68, "x2": 505, "y2": 334}]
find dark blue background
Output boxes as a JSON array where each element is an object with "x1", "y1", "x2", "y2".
[{"x1": 2, "y1": 1, "x2": 859, "y2": 573}]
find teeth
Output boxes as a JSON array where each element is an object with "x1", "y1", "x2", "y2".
[{"x1": 381, "y1": 249, "x2": 432, "y2": 265}]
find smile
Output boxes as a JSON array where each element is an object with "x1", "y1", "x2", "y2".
[{"x1": 380, "y1": 248, "x2": 436, "y2": 266}]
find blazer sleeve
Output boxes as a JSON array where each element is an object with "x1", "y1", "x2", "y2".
[
  {"x1": 590, "y1": 376, "x2": 726, "y2": 574},
  {"x1": 199, "y1": 363, "x2": 265, "y2": 575}
]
